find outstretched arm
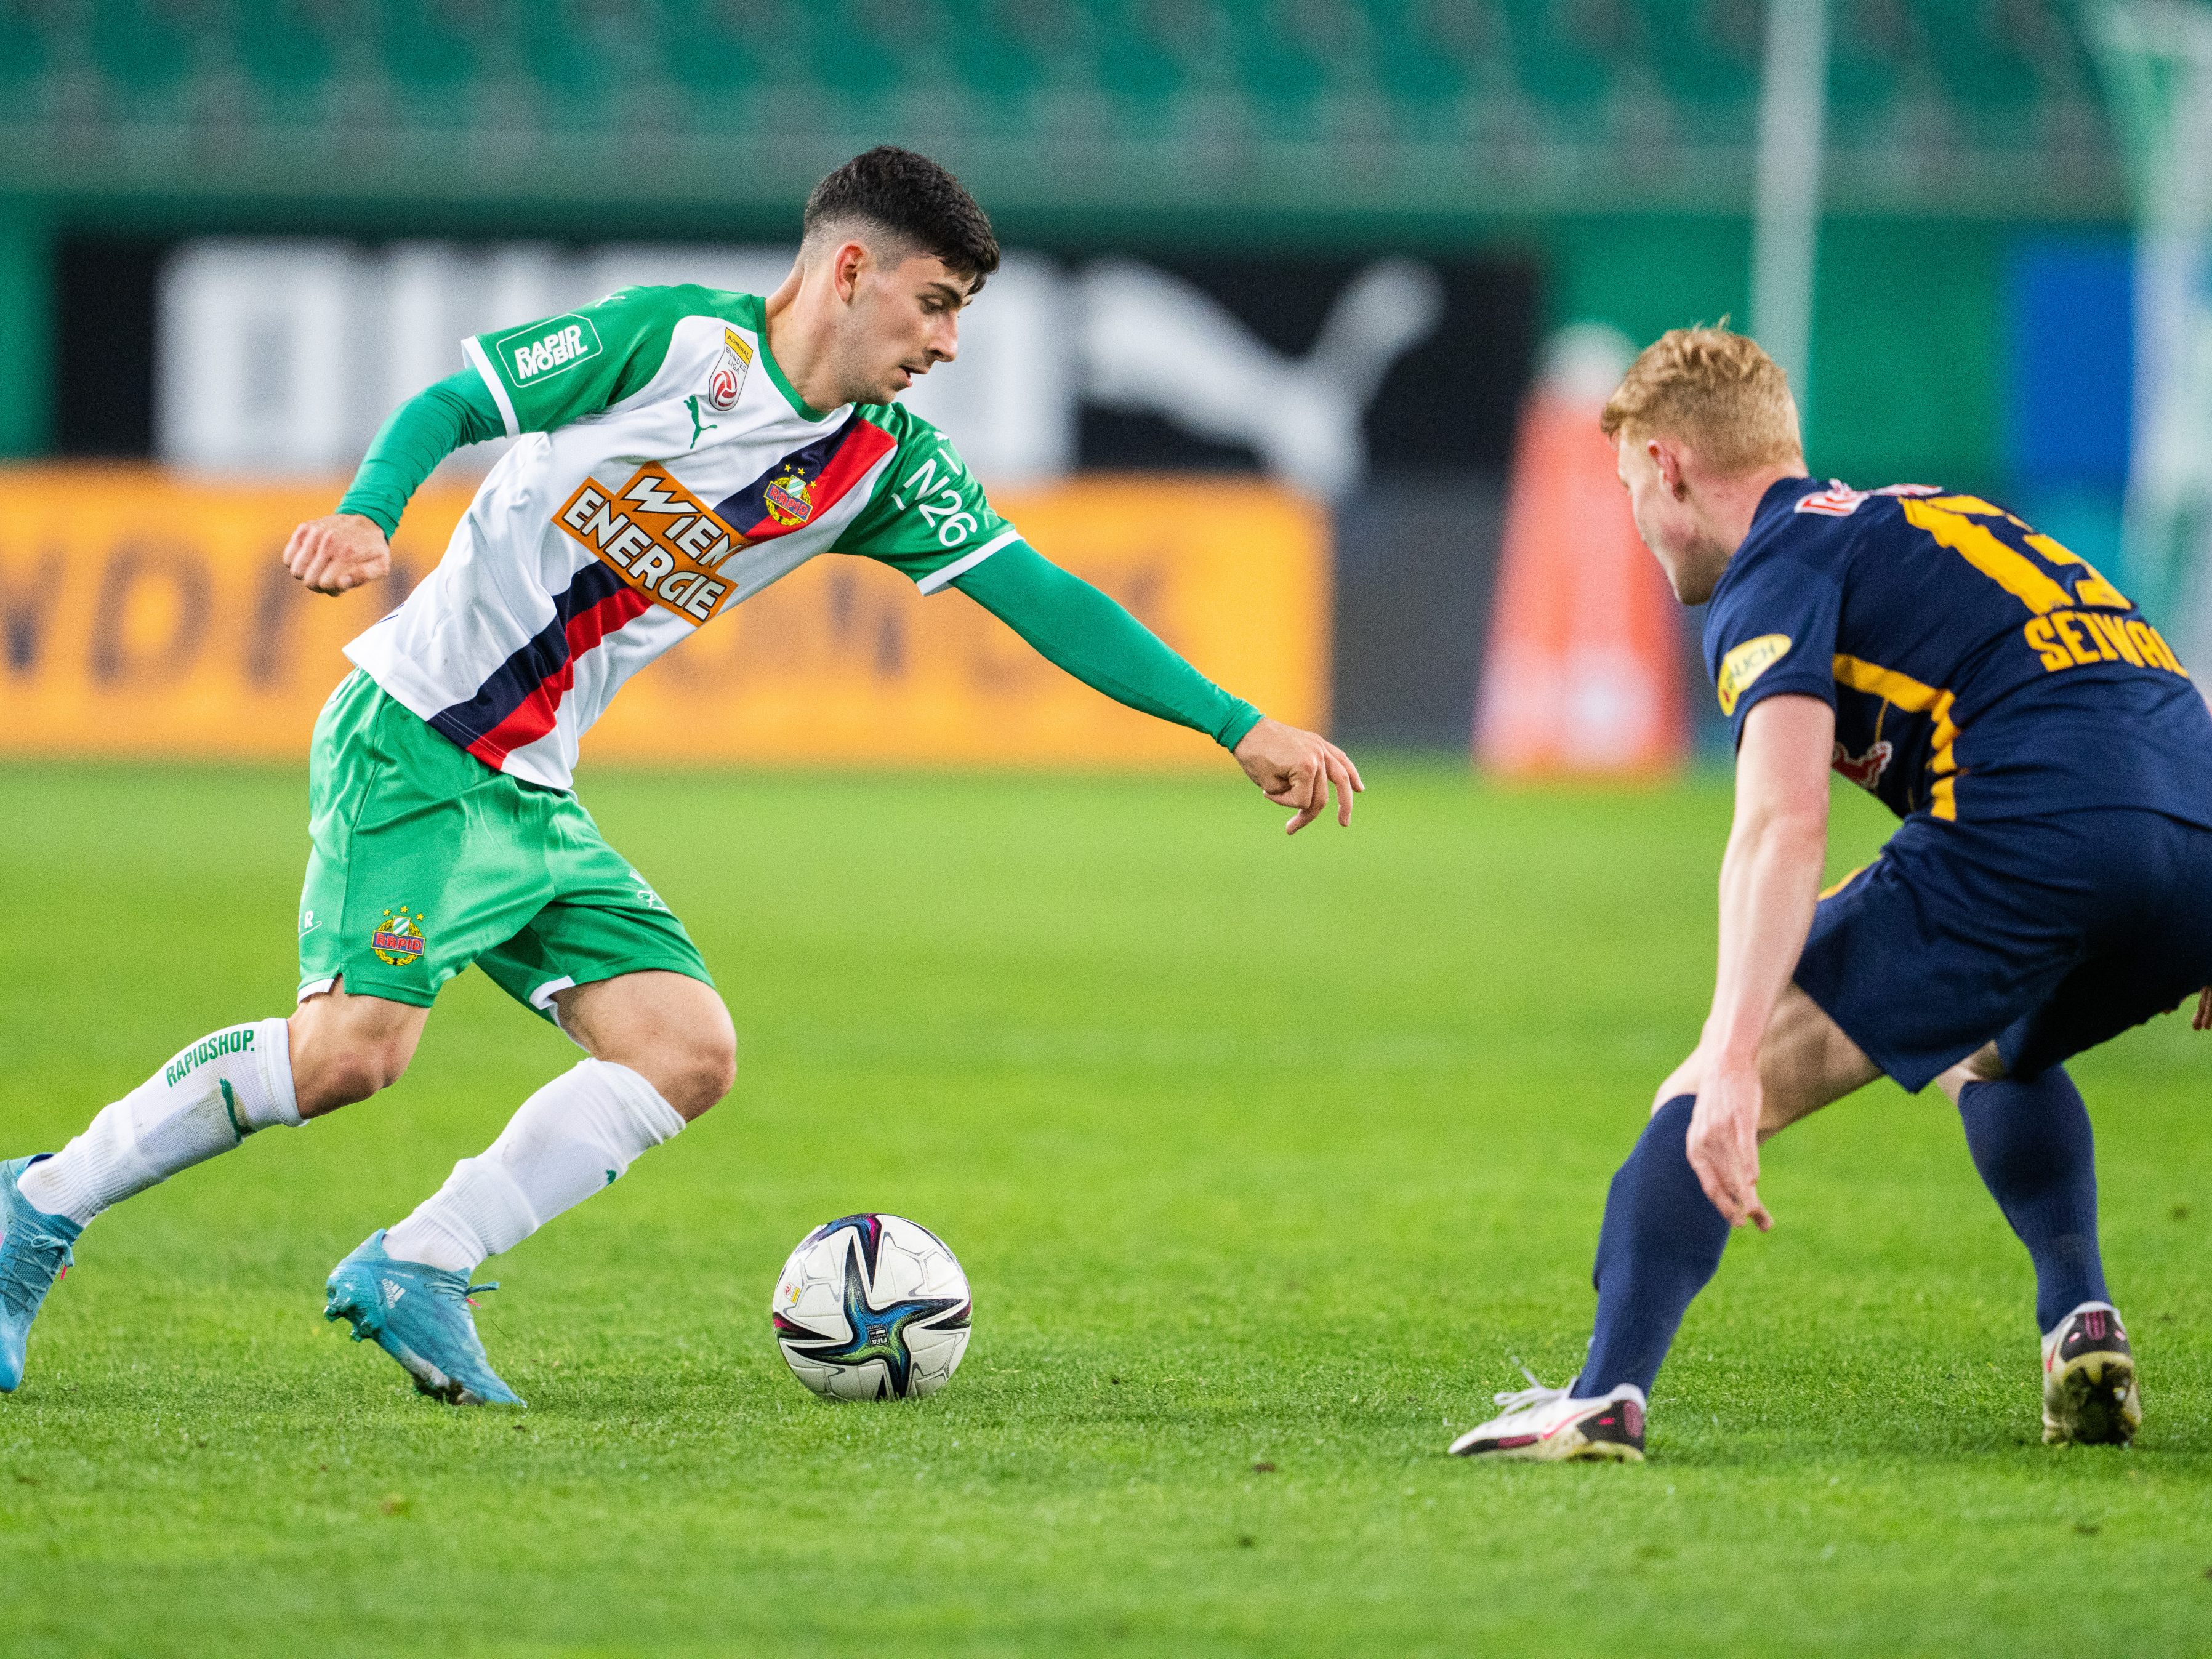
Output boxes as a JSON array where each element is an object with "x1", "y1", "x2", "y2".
[
  {"x1": 952, "y1": 544, "x2": 1361, "y2": 832},
  {"x1": 1688, "y1": 692, "x2": 1836, "y2": 1229},
  {"x1": 283, "y1": 369, "x2": 505, "y2": 595}
]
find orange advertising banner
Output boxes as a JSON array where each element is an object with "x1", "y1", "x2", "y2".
[
  {"x1": 1474, "y1": 385, "x2": 1686, "y2": 776},
  {"x1": 0, "y1": 468, "x2": 1328, "y2": 767}
]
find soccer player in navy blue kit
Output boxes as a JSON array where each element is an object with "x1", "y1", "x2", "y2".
[{"x1": 1453, "y1": 326, "x2": 2210, "y2": 1461}]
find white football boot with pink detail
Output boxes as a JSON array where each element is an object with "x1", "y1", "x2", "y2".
[
  {"x1": 1448, "y1": 1373, "x2": 1647, "y2": 1462},
  {"x1": 2041, "y1": 1300, "x2": 2139, "y2": 1446}
]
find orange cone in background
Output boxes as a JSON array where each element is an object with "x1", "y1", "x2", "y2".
[{"x1": 1474, "y1": 324, "x2": 1687, "y2": 776}]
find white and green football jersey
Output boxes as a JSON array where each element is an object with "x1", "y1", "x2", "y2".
[{"x1": 344, "y1": 284, "x2": 1023, "y2": 790}]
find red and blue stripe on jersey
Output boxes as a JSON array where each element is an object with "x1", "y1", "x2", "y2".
[
  {"x1": 427, "y1": 412, "x2": 896, "y2": 771},
  {"x1": 707, "y1": 410, "x2": 894, "y2": 540}
]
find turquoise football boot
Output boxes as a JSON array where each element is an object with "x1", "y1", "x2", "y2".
[
  {"x1": 0, "y1": 1155, "x2": 81, "y2": 1393},
  {"x1": 323, "y1": 1230, "x2": 524, "y2": 1407}
]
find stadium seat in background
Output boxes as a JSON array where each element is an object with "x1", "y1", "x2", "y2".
[
  {"x1": 1367, "y1": 0, "x2": 1478, "y2": 128},
  {"x1": 87, "y1": 0, "x2": 200, "y2": 122},
  {"x1": 1643, "y1": 0, "x2": 1763, "y2": 143},
  {"x1": 654, "y1": 0, "x2": 763, "y2": 123},
  {"x1": 810, "y1": 0, "x2": 917, "y2": 133},
  {"x1": 1506, "y1": 0, "x2": 1627, "y2": 131},
  {"x1": 0, "y1": 1, "x2": 54, "y2": 121},
  {"x1": 235, "y1": 0, "x2": 341, "y2": 127},
  {"x1": 0, "y1": 0, "x2": 2124, "y2": 217},
  {"x1": 1824, "y1": 0, "x2": 1913, "y2": 151},
  {"x1": 379, "y1": 0, "x2": 484, "y2": 128},
  {"x1": 931, "y1": 0, "x2": 1052, "y2": 142},
  {"x1": 1223, "y1": 0, "x2": 1336, "y2": 139},
  {"x1": 518, "y1": 1, "x2": 629, "y2": 131},
  {"x1": 1925, "y1": 0, "x2": 2065, "y2": 137},
  {"x1": 1090, "y1": 0, "x2": 1196, "y2": 141}
]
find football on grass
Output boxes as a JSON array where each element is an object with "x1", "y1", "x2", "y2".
[{"x1": 771, "y1": 1213, "x2": 972, "y2": 1399}]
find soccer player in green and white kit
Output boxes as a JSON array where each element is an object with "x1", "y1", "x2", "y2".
[{"x1": 0, "y1": 148, "x2": 1361, "y2": 1405}]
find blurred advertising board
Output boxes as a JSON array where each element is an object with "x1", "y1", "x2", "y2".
[
  {"x1": 142, "y1": 241, "x2": 1532, "y2": 500},
  {"x1": 0, "y1": 469, "x2": 1327, "y2": 768}
]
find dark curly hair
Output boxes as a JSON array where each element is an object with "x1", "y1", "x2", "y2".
[{"x1": 802, "y1": 147, "x2": 1001, "y2": 289}]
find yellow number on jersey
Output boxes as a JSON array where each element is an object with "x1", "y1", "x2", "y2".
[{"x1": 1902, "y1": 495, "x2": 2133, "y2": 614}]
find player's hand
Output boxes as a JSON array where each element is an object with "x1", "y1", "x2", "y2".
[
  {"x1": 1686, "y1": 1059, "x2": 1774, "y2": 1231},
  {"x1": 1233, "y1": 717, "x2": 1363, "y2": 834},
  {"x1": 283, "y1": 513, "x2": 390, "y2": 596}
]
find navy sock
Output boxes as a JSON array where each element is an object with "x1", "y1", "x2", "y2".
[
  {"x1": 1956, "y1": 1067, "x2": 2109, "y2": 1333},
  {"x1": 1572, "y1": 1095, "x2": 1731, "y2": 1399}
]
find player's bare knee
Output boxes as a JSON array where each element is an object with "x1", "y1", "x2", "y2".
[
  {"x1": 289, "y1": 1037, "x2": 409, "y2": 1117},
  {"x1": 662, "y1": 1014, "x2": 738, "y2": 1121},
  {"x1": 1936, "y1": 1042, "x2": 2008, "y2": 1103},
  {"x1": 1651, "y1": 1053, "x2": 1702, "y2": 1114},
  {"x1": 286, "y1": 987, "x2": 424, "y2": 1118},
  {"x1": 568, "y1": 984, "x2": 737, "y2": 1119},
  {"x1": 608, "y1": 1042, "x2": 731, "y2": 1122},
  {"x1": 291, "y1": 1024, "x2": 416, "y2": 1114},
  {"x1": 1961, "y1": 1041, "x2": 2008, "y2": 1083},
  {"x1": 1748, "y1": 987, "x2": 1880, "y2": 1136}
]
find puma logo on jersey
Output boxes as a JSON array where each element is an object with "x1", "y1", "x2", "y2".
[
  {"x1": 553, "y1": 465, "x2": 739, "y2": 627},
  {"x1": 1831, "y1": 739, "x2": 1894, "y2": 789}
]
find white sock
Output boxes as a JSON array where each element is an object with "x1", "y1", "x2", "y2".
[
  {"x1": 21, "y1": 1019, "x2": 301, "y2": 1226},
  {"x1": 383, "y1": 1059, "x2": 684, "y2": 1273}
]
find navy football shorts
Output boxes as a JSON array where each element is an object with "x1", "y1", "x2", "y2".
[{"x1": 1793, "y1": 808, "x2": 2212, "y2": 1091}]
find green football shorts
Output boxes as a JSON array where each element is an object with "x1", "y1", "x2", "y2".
[{"x1": 297, "y1": 670, "x2": 712, "y2": 1022}]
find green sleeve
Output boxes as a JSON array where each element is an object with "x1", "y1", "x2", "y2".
[
  {"x1": 834, "y1": 402, "x2": 1020, "y2": 589},
  {"x1": 464, "y1": 284, "x2": 706, "y2": 436},
  {"x1": 952, "y1": 544, "x2": 1265, "y2": 750},
  {"x1": 335, "y1": 369, "x2": 504, "y2": 537}
]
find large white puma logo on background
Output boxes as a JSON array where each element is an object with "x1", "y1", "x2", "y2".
[
  {"x1": 160, "y1": 241, "x2": 1453, "y2": 496},
  {"x1": 1076, "y1": 258, "x2": 1447, "y2": 498}
]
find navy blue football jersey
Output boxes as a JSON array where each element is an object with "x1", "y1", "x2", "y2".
[{"x1": 1703, "y1": 476, "x2": 2212, "y2": 826}]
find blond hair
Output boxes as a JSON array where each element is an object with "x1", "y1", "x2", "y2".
[{"x1": 1598, "y1": 325, "x2": 1801, "y2": 472}]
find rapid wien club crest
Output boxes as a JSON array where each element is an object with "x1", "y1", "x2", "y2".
[
  {"x1": 762, "y1": 469, "x2": 815, "y2": 527},
  {"x1": 371, "y1": 907, "x2": 428, "y2": 967}
]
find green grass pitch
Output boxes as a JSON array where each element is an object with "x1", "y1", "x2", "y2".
[{"x1": 1, "y1": 758, "x2": 2207, "y2": 1656}]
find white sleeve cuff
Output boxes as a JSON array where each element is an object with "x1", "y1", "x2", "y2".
[
  {"x1": 464, "y1": 336, "x2": 521, "y2": 438},
  {"x1": 916, "y1": 526, "x2": 1023, "y2": 595}
]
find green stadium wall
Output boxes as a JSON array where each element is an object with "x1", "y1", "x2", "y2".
[
  {"x1": 1542, "y1": 214, "x2": 2011, "y2": 492},
  {"x1": 0, "y1": 201, "x2": 52, "y2": 460}
]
